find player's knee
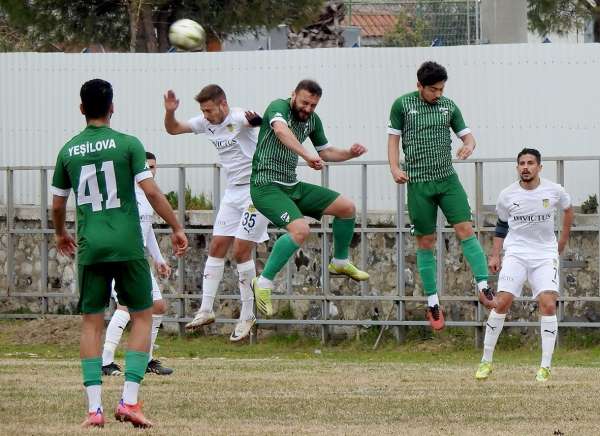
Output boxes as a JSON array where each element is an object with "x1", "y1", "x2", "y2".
[
  {"x1": 538, "y1": 295, "x2": 557, "y2": 315},
  {"x1": 232, "y1": 242, "x2": 252, "y2": 263},
  {"x1": 417, "y1": 235, "x2": 436, "y2": 250},
  {"x1": 153, "y1": 300, "x2": 167, "y2": 315},
  {"x1": 289, "y1": 221, "x2": 310, "y2": 244},
  {"x1": 336, "y1": 197, "x2": 355, "y2": 218}
]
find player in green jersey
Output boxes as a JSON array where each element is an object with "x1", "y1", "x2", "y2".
[
  {"x1": 250, "y1": 79, "x2": 369, "y2": 317},
  {"x1": 387, "y1": 62, "x2": 494, "y2": 331},
  {"x1": 51, "y1": 79, "x2": 187, "y2": 428}
]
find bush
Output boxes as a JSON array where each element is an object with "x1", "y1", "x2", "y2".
[
  {"x1": 165, "y1": 187, "x2": 213, "y2": 210},
  {"x1": 581, "y1": 194, "x2": 598, "y2": 214}
]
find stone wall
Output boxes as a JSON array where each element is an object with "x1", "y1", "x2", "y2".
[{"x1": 2, "y1": 206, "x2": 600, "y2": 339}]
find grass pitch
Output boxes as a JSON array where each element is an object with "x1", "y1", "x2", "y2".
[{"x1": 1, "y1": 319, "x2": 599, "y2": 435}]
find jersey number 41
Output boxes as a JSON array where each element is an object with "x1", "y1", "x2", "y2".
[{"x1": 77, "y1": 161, "x2": 121, "y2": 212}]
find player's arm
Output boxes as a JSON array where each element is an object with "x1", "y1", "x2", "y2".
[
  {"x1": 318, "y1": 144, "x2": 367, "y2": 162},
  {"x1": 146, "y1": 226, "x2": 171, "y2": 277},
  {"x1": 489, "y1": 196, "x2": 509, "y2": 274},
  {"x1": 387, "y1": 98, "x2": 409, "y2": 183},
  {"x1": 558, "y1": 207, "x2": 574, "y2": 254},
  {"x1": 138, "y1": 178, "x2": 187, "y2": 256},
  {"x1": 164, "y1": 89, "x2": 193, "y2": 135},
  {"x1": 50, "y1": 153, "x2": 76, "y2": 256},
  {"x1": 51, "y1": 194, "x2": 77, "y2": 257},
  {"x1": 450, "y1": 104, "x2": 476, "y2": 160},
  {"x1": 272, "y1": 120, "x2": 323, "y2": 170},
  {"x1": 388, "y1": 134, "x2": 408, "y2": 184},
  {"x1": 244, "y1": 110, "x2": 262, "y2": 127}
]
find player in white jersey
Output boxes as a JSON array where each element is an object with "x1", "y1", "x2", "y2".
[
  {"x1": 102, "y1": 152, "x2": 174, "y2": 376},
  {"x1": 164, "y1": 84, "x2": 270, "y2": 342},
  {"x1": 475, "y1": 148, "x2": 573, "y2": 382}
]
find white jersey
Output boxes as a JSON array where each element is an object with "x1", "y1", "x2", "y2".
[
  {"x1": 188, "y1": 108, "x2": 258, "y2": 186},
  {"x1": 496, "y1": 178, "x2": 571, "y2": 259}
]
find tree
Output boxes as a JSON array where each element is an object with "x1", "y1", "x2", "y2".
[
  {"x1": 0, "y1": 0, "x2": 325, "y2": 52},
  {"x1": 382, "y1": 10, "x2": 429, "y2": 47},
  {"x1": 527, "y1": 0, "x2": 600, "y2": 42}
]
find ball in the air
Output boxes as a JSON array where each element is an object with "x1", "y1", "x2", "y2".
[{"x1": 168, "y1": 19, "x2": 206, "y2": 51}]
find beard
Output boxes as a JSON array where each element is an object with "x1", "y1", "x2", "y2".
[{"x1": 291, "y1": 100, "x2": 310, "y2": 121}]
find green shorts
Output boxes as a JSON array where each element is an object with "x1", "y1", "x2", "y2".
[
  {"x1": 77, "y1": 259, "x2": 153, "y2": 314},
  {"x1": 250, "y1": 181, "x2": 340, "y2": 228},
  {"x1": 407, "y1": 173, "x2": 472, "y2": 236}
]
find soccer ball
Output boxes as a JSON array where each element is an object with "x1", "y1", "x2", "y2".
[{"x1": 168, "y1": 19, "x2": 206, "y2": 51}]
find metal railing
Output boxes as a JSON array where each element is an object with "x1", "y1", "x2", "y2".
[{"x1": 2, "y1": 157, "x2": 600, "y2": 344}]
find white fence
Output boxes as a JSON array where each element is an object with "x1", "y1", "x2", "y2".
[{"x1": 1, "y1": 44, "x2": 599, "y2": 208}]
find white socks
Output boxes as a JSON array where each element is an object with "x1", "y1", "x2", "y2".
[
  {"x1": 122, "y1": 381, "x2": 140, "y2": 405},
  {"x1": 86, "y1": 385, "x2": 102, "y2": 413},
  {"x1": 237, "y1": 260, "x2": 256, "y2": 321},
  {"x1": 102, "y1": 309, "x2": 130, "y2": 366},
  {"x1": 540, "y1": 315, "x2": 558, "y2": 368},
  {"x1": 257, "y1": 275, "x2": 273, "y2": 289},
  {"x1": 482, "y1": 310, "x2": 506, "y2": 362},
  {"x1": 199, "y1": 256, "x2": 225, "y2": 313},
  {"x1": 331, "y1": 258, "x2": 349, "y2": 267},
  {"x1": 477, "y1": 280, "x2": 489, "y2": 291},
  {"x1": 148, "y1": 314, "x2": 163, "y2": 362},
  {"x1": 427, "y1": 293, "x2": 439, "y2": 307}
]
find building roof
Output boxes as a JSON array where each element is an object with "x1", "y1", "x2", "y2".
[{"x1": 343, "y1": 13, "x2": 398, "y2": 38}]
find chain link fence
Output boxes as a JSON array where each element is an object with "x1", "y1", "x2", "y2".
[{"x1": 343, "y1": 0, "x2": 480, "y2": 47}]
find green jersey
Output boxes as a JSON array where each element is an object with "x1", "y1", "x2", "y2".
[
  {"x1": 251, "y1": 98, "x2": 329, "y2": 186},
  {"x1": 388, "y1": 91, "x2": 470, "y2": 183},
  {"x1": 51, "y1": 125, "x2": 152, "y2": 265}
]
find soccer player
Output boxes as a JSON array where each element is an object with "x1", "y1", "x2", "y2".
[
  {"x1": 475, "y1": 148, "x2": 573, "y2": 382},
  {"x1": 250, "y1": 79, "x2": 369, "y2": 316},
  {"x1": 387, "y1": 61, "x2": 493, "y2": 330},
  {"x1": 51, "y1": 79, "x2": 187, "y2": 428},
  {"x1": 163, "y1": 85, "x2": 269, "y2": 341},
  {"x1": 101, "y1": 152, "x2": 174, "y2": 377}
]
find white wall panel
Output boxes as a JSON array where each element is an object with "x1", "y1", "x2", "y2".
[{"x1": 1, "y1": 44, "x2": 599, "y2": 208}]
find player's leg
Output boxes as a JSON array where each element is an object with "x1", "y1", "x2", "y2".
[
  {"x1": 438, "y1": 174, "x2": 492, "y2": 300},
  {"x1": 102, "y1": 286, "x2": 129, "y2": 376},
  {"x1": 146, "y1": 272, "x2": 173, "y2": 375},
  {"x1": 187, "y1": 199, "x2": 236, "y2": 330},
  {"x1": 295, "y1": 182, "x2": 368, "y2": 281},
  {"x1": 250, "y1": 183, "x2": 305, "y2": 316},
  {"x1": 230, "y1": 238, "x2": 258, "y2": 341},
  {"x1": 531, "y1": 257, "x2": 560, "y2": 382},
  {"x1": 476, "y1": 255, "x2": 525, "y2": 380},
  {"x1": 113, "y1": 260, "x2": 154, "y2": 428},
  {"x1": 78, "y1": 263, "x2": 112, "y2": 427},
  {"x1": 407, "y1": 181, "x2": 443, "y2": 329}
]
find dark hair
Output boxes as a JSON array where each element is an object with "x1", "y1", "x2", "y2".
[
  {"x1": 146, "y1": 151, "x2": 156, "y2": 160},
  {"x1": 80, "y1": 79, "x2": 113, "y2": 119},
  {"x1": 417, "y1": 61, "x2": 448, "y2": 86},
  {"x1": 295, "y1": 79, "x2": 322, "y2": 97},
  {"x1": 195, "y1": 84, "x2": 226, "y2": 104},
  {"x1": 517, "y1": 148, "x2": 541, "y2": 164}
]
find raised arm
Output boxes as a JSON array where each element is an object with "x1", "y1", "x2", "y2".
[{"x1": 164, "y1": 90, "x2": 193, "y2": 135}]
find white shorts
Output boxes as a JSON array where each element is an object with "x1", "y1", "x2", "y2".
[
  {"x1": 111, "y1": 269, "x2": 162, "y2": 305},
  {"x1": 213, "y1": 184, "x2": 270, "y2": 243},
  {"x1": 497, "y1": 254, "x2": 560, "y2": 299}
]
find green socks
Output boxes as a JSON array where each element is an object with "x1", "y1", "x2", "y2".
[
  {"x1": 262, "y1": 234, "x2": 300, "y2": 281},
  {"x1": 124, "y1": 350, "x2": 149, "y2": 384},
  {"x1": 81, "y1": 356, "x2": 102, "y2": 387},
  {"x1": 460, "y1": 235, "x2": 488, "y2": 284},
  {"x1": 332, "y1": 217, "x2": 355, "y2": 260},
  {"x1": 416, "y1": 248, "x2": 437, "y2": 296}
]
